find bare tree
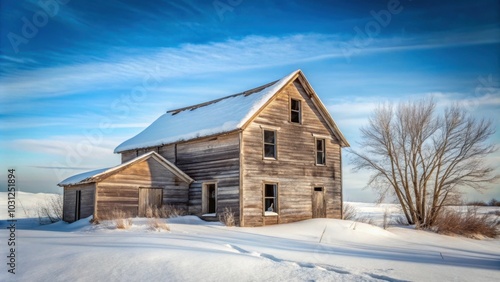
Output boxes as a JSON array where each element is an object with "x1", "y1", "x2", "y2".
[{"x1": 350, "y1": 98, "x2": 498, "y2": 227}]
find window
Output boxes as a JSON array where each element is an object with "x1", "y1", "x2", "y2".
[
  {"x1": 263, "y1": 130, "x2": 277, "y2": 159},
  {"x1": 290, "y1": 99, "x2": 301, "y2": 123},
  {"x1": 316, "y1": 139, "x2": 325, "y2": 165},
  {"x1": 314, "y1": 187, "x2": 323, "y2": 192},
  {"x1": 264, "y1": 183, "x2": 278, "y2": 215}
]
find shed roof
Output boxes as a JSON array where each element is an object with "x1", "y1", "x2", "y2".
[
  {"x1": 114, "y1": 69, "x2": 349, "y2": 153},
  {"x1": 58, "y1": 151, "x2": 194, "y2": 186}
]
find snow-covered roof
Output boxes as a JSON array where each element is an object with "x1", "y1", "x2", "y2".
[
  {"x1": 58, "y1": 151, "x2": 194, "y2": 186},
  {"x1": 58, "y1": 168, "x2": 110, "y2": 186},
  {"x1": 115, "y1": 69, "x2": 349, "y2": 153},
  {"x1": 115, "y1": 70, "x2": 300, "y2": 153}
]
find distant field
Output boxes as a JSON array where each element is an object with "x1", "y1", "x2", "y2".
[{"x1": 347, "y1": 202, "x2": 500, "y2": 227}]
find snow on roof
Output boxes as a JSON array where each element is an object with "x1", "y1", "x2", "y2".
[
  {"x1": 58, "y1": 151, "x2": 194, "y2": 186},
  {"x1": 58, "y1": 168, "x2": 110, "y2": 186},
  {"x1": 114, "y1": 70, "x2": 301, "y2": 153}
]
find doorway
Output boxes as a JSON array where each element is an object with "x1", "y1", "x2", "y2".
[
  {"x1": 312, "y1": 187, "x2": 326, "y2": 218},
  {"x1": 138, "y1": 188, "x2": 163, "y2": 217},
  {"x1": 75, "y1": 190, "x2": 82, "y2": 221},
  {"x1": 203, "y1": 183, "x2": 217, "y2": 214}
]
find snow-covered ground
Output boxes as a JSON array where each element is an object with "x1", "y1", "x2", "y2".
[{"x1": 1, "y1": 192, "x2": 499, "y2": 281}]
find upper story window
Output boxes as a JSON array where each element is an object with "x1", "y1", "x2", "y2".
[
  {"x1": 290, "y1": 99, "x2": 301, "y2": 124},
  {"x1": 263, "y1": 130, "x2": 277, "y2": 159},
  {"x1": 316, "y1": 138, "x2": 326, "y2": 165}
]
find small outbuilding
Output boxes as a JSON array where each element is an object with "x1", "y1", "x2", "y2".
[{"x1": 58, "y1": 151, "x2": 193, "y2": 222}]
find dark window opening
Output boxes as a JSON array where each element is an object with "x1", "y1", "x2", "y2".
[
  {"x1": 314, "y1": 187, "x2": 323, "y2": 192},
  {"x1": 263, "y1": 130, "x2": 276, "y2": 159},
  {"x1": 291, "y1": 99, "x2": 301, "y2": 123},
  {"x1": 316, "y1": 139, "x2": 326, "y2": 165}
]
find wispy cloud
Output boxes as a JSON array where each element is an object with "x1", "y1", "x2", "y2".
[
  {"x1": 19, "y1": 0, "x2": 89, "y2": 27},
  {"x1": 8, "y1": 137, "x2": 117, "y2": 157},
  {"x1": 29, "y1": 165, "x2": 97, "y2": 170},
  {"x1": 2, "y1": 26, "x2": 498, "y2": 102},
  {"x1": 328, "y1": 98, "x2": 385, "y2": 118},
  {"x1": 354, "y1": 25, "x2": 500, "y2": 54},
  {"x1": 0, "y1": 54, "x2": 36, "y2": 64},
  {"x1": 328, "y1": 91, "x2": 500, "y2": 119},
  {"x1": 0, "y1": 117, "x2": 151, "y2": 130},
  {"x1": 326, "y1": 91, "x2": 500, "y2": 145}
]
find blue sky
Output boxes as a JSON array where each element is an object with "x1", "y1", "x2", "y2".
[{"x1": 1, "y1": 0, "x2": 499, "y2": 202}]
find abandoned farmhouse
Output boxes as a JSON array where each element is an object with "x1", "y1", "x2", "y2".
[{"x1": 59, "y1": 70, "x2": 349, "y2": 227}]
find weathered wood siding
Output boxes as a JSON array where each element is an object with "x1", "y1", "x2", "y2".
[
  {"x1": 95, "y1": 157, "x2": 189, "y2": 219},
  {"x1": 241, "y1": 80, "x2": 342, "y2": 226},
  {"x1": 138, "y1": 188, "x2": 163, "y2": 216},
  {"x1": 175, "y1": 134, "x2": 240, "y2": 222},
  {"x1": 121, "y1": 144, "x2": 176, "y2": 164},
  {"x1": 63, "y1": 183, "x2": 95, "y2": 223},
  {"x1": 119, "y1": 135, "x2": 240, "y2": 222},
  {"x1": 121, "y1": 150, "x2": 137, "y2": 163}
]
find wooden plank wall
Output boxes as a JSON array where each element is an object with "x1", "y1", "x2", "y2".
[
  {"x1": 95, "y1": 157, "x2": 189, "y2": 219},
  {"x1": 188, "y1": 182, "x2": 203, "y2": 214},
  {"x1": 241, "y1": 80, "x2": 342, "y2": 227},
  {"x1": 63, "y1": 183, "x2": 95, "y2": 222},
  {"x1": 159, "y1": 144, "x2": 176, "y2": 163},
  {"x1": 80, "y1": 188, "x2": 96, "y2": 219},
  {"x1": 121, "y1": 144, "x2": 176, "y2": 164},
  {"x1": 121, "y1": 150, "x2": 136, "y2": 163},
  {"x1": 63, "y1": 189, "x2": 76, "y2": 222},
  {"x1": 118, "y1": 134, "x2": 240, "y2": 222},
  {"x1": 175, "y1": 134, "x2": 240, "y2": 222}
]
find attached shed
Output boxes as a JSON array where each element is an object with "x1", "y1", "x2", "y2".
[{"x1": 58, "y1": 151, "x2": 194, "y2": 222}]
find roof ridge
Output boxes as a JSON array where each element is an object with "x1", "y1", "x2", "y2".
[
  {"x1": 167, "y1": 79, "x2": 279, "y2": 115},
  {"x1": 114, "y1": 69, "x2": 304, "y2": 153}
]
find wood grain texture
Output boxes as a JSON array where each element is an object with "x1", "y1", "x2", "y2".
[
  {"x1": 121, "y1": 150, "x2": 137, "y2": 163},
  {"x1": 63, "y1": 183, "x2": 95, "y2": 223},
  {"x1": 107, "y1": 78, "x2": 344, "y2": 227},
  {"x1": 175, "y1": 133, "x2": 241, "y2": 222},
  {"x1": 241, "y1": 80, "x2": 342, "y2": 226},
  {"x1": 95, "y1": 157, "x2": 190, "y2": 219},
  {"x1": 312, "y1": 188, "x2": 326, "y2": 218},
  {"x1": 138, "y1": 188, "x2": 163, "y2": 216}
]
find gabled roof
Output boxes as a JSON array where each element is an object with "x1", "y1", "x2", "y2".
[
  {"x1": 58, "y1": 151, "x2": 194, "y2": 186},
  {"x1": 114, "y1": 69, "x2": 349, "y2": 153}
]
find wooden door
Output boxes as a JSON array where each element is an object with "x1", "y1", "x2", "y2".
[
  {"x1": 138, "y1": 188, "x2": 163, "y2": 217},
  {"x1": 312, "y1": 187, "x2": 326, "y2": 218}
]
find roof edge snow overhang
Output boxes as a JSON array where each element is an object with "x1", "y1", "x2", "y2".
[{"x1": 58, "y1": 151, "x2": 194, "y2": 187}]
